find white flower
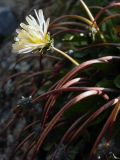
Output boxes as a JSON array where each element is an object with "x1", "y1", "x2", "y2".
[{"x1": 12, "y1": 9, "x2": 51, "y2": 54}]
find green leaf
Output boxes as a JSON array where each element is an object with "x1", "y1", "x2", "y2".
[
  {"x1": 114, "y1": 74, "x2": 120, "y2": 88},
  {"x1": 96, "y1": 79, "x2": 114, "y2": 88}
]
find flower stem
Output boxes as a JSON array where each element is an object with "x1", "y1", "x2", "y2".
[
  {"x1": 79, "y1": 0, "x2": 106, "y2": 43},
  {"x1": 50, "y1": 15, "x2": 93, "y2": 27},
  {"x1": 52, "y1": 46, "x2": 79, "y2": 66},
  {"x1": 79, "y1": 0, "x2": 94, "y2": 22}
]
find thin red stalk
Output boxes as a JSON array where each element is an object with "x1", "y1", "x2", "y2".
[
  {"x1": 51, "y1": 26, "x2": 69, "y2": 30},
  {"x1": 41, "y1": 56, "x2": 120, "y2": 129},
  {"x1": 101, "y1": 93, "x2": 109, "y2": 101},
  {"x1": 51, "y1": 56, "x2": 119, "y2": 90},
  {"x1": 32, "y1": 77, "x2": 85, "y2": 103},
  {"x1": 66, "y1": 98, "x2": 118, "y2": 145},
  {"x1": 107, "y1": 97, "x2": 120, "y2": 142},
  {"x1": 3, "y1": 72, "x2": 33, "y2": 87},
  {"x1": 50, "y1": 15, "x2": 92, "y2": 26},
  {"x1": 17, "y1": 70, "x2": 51, "y2": 85},
  {"x1": 0, "y1": 115, "x2": 17, "y2": 136},
  {"x1": 52, "y1": 29, "x2": 86, "y2": 37},
  {"x1": 42, "y1": 78, "x2": 88, "y2": 115},
  {"x1": 95, "y1": 3, "x2": 120, "y2": 22},
  {"x1": 16, "y1": 82, "x2": 32, "y2": 90},
  {"x1": 99, "y1": 14, "x2": 120, "y2": 25},
  {"x1": 7, "y1": 72, "x2": 33, "y2": 80},
  {"x1": 22, "y1": 120, "x2": 40, "y2": 132},
  {"x1": 15, "y1": 55, "x2": 61, "y2": 65},
  {"x1": 42, "y1": 56, "x2": 118, "y2": 112},
  {"x1": 89, "y1": 97, "x2": 120, "y2": 159},
  {"x1": 42, "y1": 84, "x2": 90, "y2": 128},
  {"x1": 42, "y1": 59, "x2": 103, "y2": 119},
  {"x1": 31, "y1": 84, "x2": 37, "y2": 97},
  {"x1": 64, "y1": 56, "x2": 118, "y2": 87},
  {"x1": 31, "y1": 90, "x2": 101, "y2": 160},
  {"x1": 62, "y1": 78, "x2": 86, "y2": 88},
  {"x1": 61, "y1": 113, "x2": 89, "y2": 143},
  {"x1": 15, "y1": 132, "x2": 35, "y2": 152},
  {"x1": 12, "y1": 54, "x2": 60, "y2": 74},
  {"x1": 89, "y1": 6, "x2": 112, "y2": 15},
  {"x1": 23, "y1": 141, "x2": 36, "y2": 160},
  {"x1": 50, "y1": 22, "x2": 88, "y2": 29},
  {"x1": 77, "y1": 43, "x2": 120, "y2": 52},
  {"x1": 32, "y1": 87, "x2": 119, "y2": 103}
]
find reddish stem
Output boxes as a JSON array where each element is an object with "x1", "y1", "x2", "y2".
[{"x1": 31, "y1": 90, "x2": 101, "y2": 160}]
